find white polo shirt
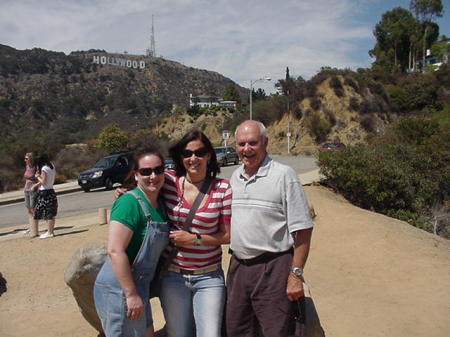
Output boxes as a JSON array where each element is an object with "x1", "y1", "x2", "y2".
[{"x1": 230, "y1": 155, "x2": 313, "y2": 260}]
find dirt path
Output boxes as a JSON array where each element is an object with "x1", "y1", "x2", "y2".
[{"x1": 0, "y1": 186, "x2": 449, "y2": 337}]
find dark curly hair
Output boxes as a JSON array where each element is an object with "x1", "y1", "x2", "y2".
[{"x1": 169, "y1": 129, "x2": 220, "y2": 178}]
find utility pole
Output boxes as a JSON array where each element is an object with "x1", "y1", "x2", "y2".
[{"x1": 287, "y1": 89, "x2": 291, "y2": 154}]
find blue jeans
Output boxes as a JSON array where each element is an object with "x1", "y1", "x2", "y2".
[{"x1": 159, "y1": 268, "x2": 225, "y2": 337}]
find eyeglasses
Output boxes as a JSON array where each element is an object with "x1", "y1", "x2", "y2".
[
  {"x1": 181, "y1": 147, "x2": 208, "y2": 158},
  {"x1": 137, "y1": 165, "x2": 165, "y2": 176}
]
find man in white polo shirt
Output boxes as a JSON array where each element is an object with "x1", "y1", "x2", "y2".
[{"x1": 226, "y1": 120, "x2": 313, "y2": 337}]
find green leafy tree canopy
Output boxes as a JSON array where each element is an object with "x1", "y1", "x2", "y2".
[{"x1": 95, "y1": 124, "x2": 129, "y2": 153}]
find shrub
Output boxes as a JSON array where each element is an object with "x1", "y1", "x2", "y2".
[
  {"x1": 349, "y1": 97, "x2": 360, "y2": 111},
  {"x1": 318, "y1": 118, "x2": 450, "y2": 238},
  {"x1": 359, "y1": 114, "x2": 377, "y2": 133},
  {"x1": 385, "y1": 84, "x2": 411, "y2": 112},
  {"x1": 330, "y1": 76, "x2": 344, "y2": 97},
  {"x1": 94, "y1": 124, "x2": 129, "y2": 153},
  {"x1": 334, "y1": 87, "x2": 344, "y2": 97},
  {"x1": 310, "y1": 97, "x2": 321, "y2": 110},
  {"x1": 306, "y1": 112, "x2": 331, "y2": 143},
  {"x1": 344, "y1": 76, "x2": 360, "y2": 93}
]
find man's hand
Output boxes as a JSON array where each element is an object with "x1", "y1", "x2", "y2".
[
  {"x1": 286, "y1": 273, "x2": 304, "y2": 301},
  {"x1": 114, "y1": 187, "x2": 127, "y2": 199}
]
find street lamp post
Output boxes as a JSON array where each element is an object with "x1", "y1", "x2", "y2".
[
  {"x1": 249, "y1": 76, "x2": 271, "y2": 120},
  {"x1": 287, "y1": 90, "x2": 291, "y2": 154}
]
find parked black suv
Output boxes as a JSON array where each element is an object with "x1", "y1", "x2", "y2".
[
  {"x1": 214, "y1": 146, "x2": 239, "y2": 166},
  {"x1": 78, "y1": 152, "x2": 133, "y2": 192}
]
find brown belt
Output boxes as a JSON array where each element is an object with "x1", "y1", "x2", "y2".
[
  {"x1": 232, "y1": 248, "x2": 293, "y2": 266},
  {"x1": 168, "y1": 264, "x2": 220, "y2": 275}
]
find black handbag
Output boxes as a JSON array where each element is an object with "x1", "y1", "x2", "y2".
[{"x1": 293, "y1": 296, "x2": 306, "y2": 337}]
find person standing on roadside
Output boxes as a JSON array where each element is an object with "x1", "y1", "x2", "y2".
[
  {"x1": 226, "y1": 120, "x2": 314, "y2": 337},
  {"x1": 32, "y1": 154, "x2": 58, "y2": 239},
  {"x1": 23, "y1": 152, "x2": 38, "y2": 237}
]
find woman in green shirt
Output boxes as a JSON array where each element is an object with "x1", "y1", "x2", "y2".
[{"x1": 94, "y1": 148, "x2": 170, "y2": 337}]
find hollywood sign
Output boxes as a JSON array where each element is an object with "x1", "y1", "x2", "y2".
[{"x1": 92, "y1": 55, "x2": 146, "y2": 69}]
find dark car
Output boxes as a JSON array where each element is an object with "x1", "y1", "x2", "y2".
[
  {"x1": 78, "y1": 152, "x2": 133, "y2": 192},
  {"x1": 214, "y1": 146, "x2": 239, "y2": 166},
  {"x1": 164, "y1": 158, "x2": 175, "y2": 170},
  {"x1": 320, "y1": 142, "x2": 346, "y2": 151}
]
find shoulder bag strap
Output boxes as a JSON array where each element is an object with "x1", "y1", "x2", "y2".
[
  {"x1": 182, "y1": 176, "x2": 212, "y2": 231},
  {"x1": 163, "y1": 177, "x2": 213, "y2": 265}
]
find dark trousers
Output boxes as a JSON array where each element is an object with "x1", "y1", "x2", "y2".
[{"x1": 225, "y1": 251, "x2": 296, "y2": 337}]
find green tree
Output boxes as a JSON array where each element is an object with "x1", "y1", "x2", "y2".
[
  {"x1": 431, "y1": 36, "x2": 450, "y2": 59},
  {"x1": 95, "y1": 124, "x2": 129, "y2": 153},
  {"x1": 222, "y1": 85, "x2": 241, "y2": 103},
  {"x1": 370, "y1": 7, "x2": 418, "y2": 72},
  {"x1": 275, "y1": 67, "x2": 296, "y2": 95},
  {"x1": 252, "y1": 88, "x2": 267, "y2": 102},
  {"x1": 410, "y1": 0, "x2": 444, "y2": 67}
]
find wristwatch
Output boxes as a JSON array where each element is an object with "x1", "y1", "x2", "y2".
[
  {"x1": 194, "y1": 233, "x2": 202, "y2": 246},
  {"x1": 290, "y1": 267, "x2": 303, "y2": 278}
]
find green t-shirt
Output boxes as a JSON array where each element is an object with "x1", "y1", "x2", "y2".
[{"x1": 110, "y1": 188, "x2": 166, "y2": 263}]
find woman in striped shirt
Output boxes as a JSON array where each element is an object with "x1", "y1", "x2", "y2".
[{"x1": 160, "y1": 130, "x2": 231, "y2": 337}]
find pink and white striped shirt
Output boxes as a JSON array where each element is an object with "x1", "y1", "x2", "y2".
[{"x1": 162, "y1": 170, "x2": 232, "y2": 270}]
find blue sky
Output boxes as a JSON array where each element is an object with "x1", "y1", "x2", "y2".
[{"x1": 0, "y1": 0, "x2": 449, "y2": 93}]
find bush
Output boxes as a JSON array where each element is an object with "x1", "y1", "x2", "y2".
[
  {"x1": 359, "y1": 114, "x2": 377, "y2": 133},
  {"x1": 310, "y1": 97, "x2": 321, "y2": 110},
  {"x1": 94, "y1": 124, "x2": 129, "y2": 153},
  {"x1": 330, "y1": 76, "x2": 344, "y2": 97},
  {"x1": 349, "y1": 97, "x2": 360, "y2": 111},
  {"x1": 344, "y1": 76, "x2": 360, "y2": 93},
  {"x1": 306, "y1": 112, "x2": 331, "y2": 143},
  {"x1": 385, "y1": 84, "x2": 411, "y2": 112},
  {"x1": 318, "y1": 118, "x2": 450, "y2": 238}
]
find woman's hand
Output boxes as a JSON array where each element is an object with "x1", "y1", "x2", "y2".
[
  {"x1": 125, "y1": 294, "x2": 144, "y2": 320},
  {"x1": 169, "y1": 230, "x2": 196, "y2": 247}
]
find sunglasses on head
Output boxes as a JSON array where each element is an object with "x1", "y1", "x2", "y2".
[
  {"x1": 181, "y1": 147, "x2": 208, "y2": 158},
  {"x1": 137, "y1": 165, "x2": 165, "y2": 176}
]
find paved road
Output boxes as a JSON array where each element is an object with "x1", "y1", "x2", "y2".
[{"x1": 0, "y1": 155, "x2": 317, "y2": 229}]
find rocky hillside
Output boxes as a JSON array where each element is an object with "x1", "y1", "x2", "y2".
[
  {"x1": 0, "y1": 44, "x2": 247, "y2": 145},
  {"x1": 153, "y1": 73, "x2": 393, "y2": 154}
]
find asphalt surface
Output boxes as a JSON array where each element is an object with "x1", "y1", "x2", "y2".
[{"x1": 0, "y1": 155, "x2": 318, "y2": 229}]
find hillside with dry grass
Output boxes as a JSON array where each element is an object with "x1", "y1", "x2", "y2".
[{"x1": 151, "y1": 73, "x2": 392, "y2": 155}]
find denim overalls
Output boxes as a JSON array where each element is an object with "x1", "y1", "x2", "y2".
[{"x1": 94, "y1": 190, "x2": 170, "y2": 337}]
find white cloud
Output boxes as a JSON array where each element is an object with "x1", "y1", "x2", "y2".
[{"x1": 2, "y1": 0, "x2": 444, "y2": 93}]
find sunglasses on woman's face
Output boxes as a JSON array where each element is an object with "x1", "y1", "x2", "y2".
[
  {"x1": 181, "y1": 147, "x2": 208, "y2": 158},
  {"x1": 137, "y1": 165, "x2": 165, "y2": 176}
]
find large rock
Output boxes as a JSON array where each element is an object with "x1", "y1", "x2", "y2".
[{"x1": 64, "y1": 242, "x2": 107, "y2": 336}]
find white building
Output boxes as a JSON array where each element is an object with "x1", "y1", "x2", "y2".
[
  {"x1": 189, "y1": 94, "x2": 236, "y2": 108},
  {"x1": 418, "y1": 39, "x2": 450, "y2": 69}
]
